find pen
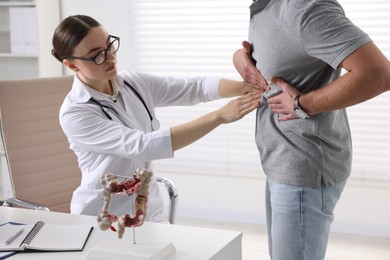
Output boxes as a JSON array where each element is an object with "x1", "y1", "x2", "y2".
[{"x1": 5, "y1": 228, "x2": 24, "y2": 245}]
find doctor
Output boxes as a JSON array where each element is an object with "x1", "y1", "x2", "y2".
[{"x1": 51, "y1": 15, "x2": 262, "y2": 222}]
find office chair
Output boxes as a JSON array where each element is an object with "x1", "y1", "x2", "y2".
[{"x1": 0, "y1": 76, "x2": 178, "y2": 223}]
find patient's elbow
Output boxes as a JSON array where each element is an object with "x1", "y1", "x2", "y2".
[
  {"x1": 369, "y1": 60, "x2": 390, "y2": 95},
  {"x1": 383, "y1": 61, "x2": 390, "y2": 92}
]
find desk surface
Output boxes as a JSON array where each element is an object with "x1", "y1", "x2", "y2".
[{"x1": 0, "y1": 207, "x2": 242, "y2": 260}]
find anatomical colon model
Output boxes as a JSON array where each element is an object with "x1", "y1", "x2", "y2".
[{"x1": 97, "y1": 168, "x2": 153, "y2": 238}]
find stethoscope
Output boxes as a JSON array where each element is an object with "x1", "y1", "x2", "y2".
[{"x1": 89, "y1": 80, "x2": 160, "y2": 131}]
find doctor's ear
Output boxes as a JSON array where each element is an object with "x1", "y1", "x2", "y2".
[{"x1": 63, "y1": 59, "x2": 79, "y2": 72}]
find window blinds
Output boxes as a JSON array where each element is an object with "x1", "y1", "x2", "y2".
[
  {"x1": 127, "y1": 0, "x2": 390, "y2": 184},
  {"x1": 341, "y1": 0, "x2": 390, "y2": 184}
]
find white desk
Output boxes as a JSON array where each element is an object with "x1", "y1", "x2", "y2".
[{"x1": 0, "y1": 207, "x2": 242, "y2": 260}]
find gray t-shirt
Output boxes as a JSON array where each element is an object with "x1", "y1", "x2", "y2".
[{"x1": 249, "y1": 0, "x2": 372, "y2": 187}]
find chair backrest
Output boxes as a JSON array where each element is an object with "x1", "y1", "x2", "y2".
[{"x1": 0, "y1": 76, "x2": 80, "y2": 213}]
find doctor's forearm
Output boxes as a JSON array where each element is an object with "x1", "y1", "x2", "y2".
[
  {"x1": 170, "y1": 91, "x2": 260, "y2": 151},
  {"x1": 218, "y1": 79, "x2": 243, "y2": 98},
  {"x1": 170, "y1": 111, "x2": 221, "y2": 151}
]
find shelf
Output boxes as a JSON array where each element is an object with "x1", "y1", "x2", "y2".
[
  {"x1": 0, "y1": 0, "x2": 62, "y2": 79},
  {"x1": 0, "y1": 53, "x2": 37, "y2": 58},
  {"x1": 0, "y1": 3, "x2": 38, "y2": 60},
  {"x1": 0, "y1": 1, "x2": 35, "y2": 7}
]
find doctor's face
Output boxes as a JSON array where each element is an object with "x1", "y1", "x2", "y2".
[{"x1": 66, "y1": 26, "x2": 118, "y2": 82}]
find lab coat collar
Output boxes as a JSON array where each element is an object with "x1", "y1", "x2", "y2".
[{"x1": 71, "y1": 75, "x2": 124, "y2": 104}]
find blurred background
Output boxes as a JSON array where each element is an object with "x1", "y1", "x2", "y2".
[{"x1": 0, "y1": 0, "x2": 389, "y2": 240}]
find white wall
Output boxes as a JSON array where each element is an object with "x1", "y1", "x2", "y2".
[
  {"x1": 60, "y1": 0, "x2": 131, "y2": 73},
  {"x1": 36, "y1": 0, "x2": 63, "y2": 77}
]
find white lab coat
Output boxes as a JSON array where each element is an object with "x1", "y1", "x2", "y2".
[{"x1": 60, "y1": 70, "x2": 220, "y2": 222}]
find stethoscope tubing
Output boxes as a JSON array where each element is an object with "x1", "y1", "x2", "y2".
[
  {"x1": 89, "y1": 97, "x2": 118, "y2": 120},
  {"x1": 124, "y1": 81, "x2": 154, "y2": 122},
  {"x1": 88, "y1": 80, "x2": 160, "y2": 130}
]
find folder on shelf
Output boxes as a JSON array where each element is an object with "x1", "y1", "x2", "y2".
[{"x1": 9, "y1": 7, "x2": 38, "y2": 55}]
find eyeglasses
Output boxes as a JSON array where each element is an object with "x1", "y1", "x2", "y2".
[{"x1": 70, "y1": 35, "x2": 120, "y2": 65}]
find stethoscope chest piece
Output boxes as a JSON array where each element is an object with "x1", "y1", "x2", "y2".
[{"x1": 151, "y1": 118, "x2": 160, "y2": 131}]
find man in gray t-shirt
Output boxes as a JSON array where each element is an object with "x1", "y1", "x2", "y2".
[{"x1": 234, "y1": 0, "x2": 390, "y2": 259}]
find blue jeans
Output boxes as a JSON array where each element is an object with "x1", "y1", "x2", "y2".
[{"x1": 265, "y1": 178, "x2": 347, "y2": 260}]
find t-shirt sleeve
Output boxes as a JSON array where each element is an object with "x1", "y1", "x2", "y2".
[{"x1": 295, "y1": 0, "x2": 372, "y2": 69}]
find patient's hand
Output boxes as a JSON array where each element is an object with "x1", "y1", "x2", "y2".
[
  {"x1": 267, "y1": 76, "x2": 302, "y2": 121},
  {"x1": 233, "y1": 41, "x2": 269, "y2": 93}
]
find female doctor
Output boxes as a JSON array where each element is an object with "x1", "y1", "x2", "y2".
[{"x1": 51, "y1": 15, "x2": 262, "y2": 222}]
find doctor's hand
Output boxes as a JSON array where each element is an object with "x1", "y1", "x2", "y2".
[
  {"x1": 170, "y1": 91, "x2": 261, "y2": 151},
  {"x1": 217, "y1": 91, "x2": 262, "y2": 124},
  {"x1": 267, "y1": 76, "x2": 301, "y2": 121},
  {"x1": 233, "y1": 41, "x2": 269, "y2": 93}
]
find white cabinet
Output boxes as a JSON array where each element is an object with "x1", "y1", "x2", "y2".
[{"x1": 0, "y1": 0, "x2": 63, "y2": 80}]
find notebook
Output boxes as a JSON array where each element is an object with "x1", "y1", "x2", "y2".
[{"x1": 0, "y1": 221, "x2": 94, "y2": 252}]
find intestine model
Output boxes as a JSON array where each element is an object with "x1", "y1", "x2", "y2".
[{"x1": 97, "y1": 168, "x2": 153, "y2": 238}]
